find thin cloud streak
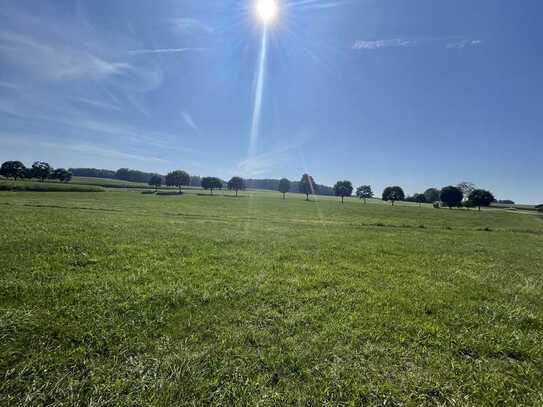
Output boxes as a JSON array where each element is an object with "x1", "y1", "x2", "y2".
[
  {"x1": 128, "y1": 47, "x2": 205, "y2": 55},
  {"x1": 182, "y1": 111, "x2": 198, "y2": 131},
  {"x1": 353, "y1": 36, "x2": 483, "y2": 50},
  {"x1": 0, "y1": 31, "x2": 130, "y2": 80}
]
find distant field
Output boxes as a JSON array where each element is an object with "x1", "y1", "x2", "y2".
[
  {"x1": 0, "y1": 179, "x2": 105, "y2": 192},
  {"x1": 1, "y1": 189, "x2": 542, "y2": 405}
]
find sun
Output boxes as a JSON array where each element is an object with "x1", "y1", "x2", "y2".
[{"x1": 256, "y1": 0, "x2": 278, "y2": 24}]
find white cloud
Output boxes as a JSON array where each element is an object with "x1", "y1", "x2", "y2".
[
  {"x1": 0, "y1": 31, "x2": 130, "y2": 81},
  {"x1": 181, "y1": 111, "x2": 198, "y2": 131},
  {"x1": 170, "y1": 18, "x2": 214, "y2": 34}
]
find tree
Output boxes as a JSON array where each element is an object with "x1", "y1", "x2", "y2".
[
  {"x1": 382, "y1": 186, "x2": 405, "y2": 206},
  {"x1": 299, "y1": 173, "x2": 317, "y2": 201},
  {"x1": 457, "y1": 181, "x2": 476, "y2": 201},
  {"x1": 413, "y1": 193, "x2": 426, "y2": 207},
  {"x1": 278, "y1": 178, "x2": 291, "y2": 199},
  {"x1": 51, "y1": 168, "x2": 72, "y2": 182},
  {"x1": 201, "y1": 177, "x2": 223, "y2": 195},
  {"x1": 356, "y1": 185, "x2": 373, "y2": 204},
  {"x1": 424, "y1": 188, "x2": 441, "y2": 203},
  {"x1": 227, "y1": 176, "x2": 245, "y2": 197},
  {"x1": 468, "y1": 189, "x2": 496, "y2": 211},
  {"x1": 0, "y1": 161, "x2": 26, "y2": 180},
  {"x1": 165, "y1": 170, "x2": 191, "y2": 192},
  {"x1": 440, "y1": 186, "x2": 463, "y2": 209},
  {"x1": 31, "y1": 161, "x2": 51, "y2": 181},
  {"x1": 148, "y1": 174, "x2": 162, "y2": 191},
  {"x1": 333, "y1": 180, "x2": 353, "y2": 203}
]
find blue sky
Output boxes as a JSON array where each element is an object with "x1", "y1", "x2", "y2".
[{"x1": 1, "y1": 0, "x2": 542, "y2": 203}]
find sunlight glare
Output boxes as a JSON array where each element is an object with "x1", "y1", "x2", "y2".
[{"x1": 256, "y1": 0, "x2": 278, "y2": 24}]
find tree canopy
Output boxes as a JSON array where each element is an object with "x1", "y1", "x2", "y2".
[
  {"x1": 50, "y1": 168, "x2": 72, "y2": 183},
  {"x1": 201, "y1": 177, "x2": 223, "y2": 194},
  {"x1": 468, "y1": 189, "x2": 496, "y2": 210},
  {"x1": 148, "y1": 174, "x2": 162, "y2": 191},
  {"x1": 424, "y1": 188, "x2": 440, "y2": 203},
  {"x1": 457, "y1": 181, "x2": 476, "y2": 200},
  {"x1": 356, "y1": 185, "x2": 373, "y2": 204},
  {"x1": 31, "y1": 161, "x2": 51, "y2": 181},
  {"x1": 165, "y1": 170, "x2": 191, "y2": 191},
  {"x1": 1, "y1": 161, "x2": 26, "y2": 180},
  {"x1": 227, "y1": 176, "x2": 245, "y2": 197},
  {"x1": 278, "y1": 178, "x2": 291, "y2": 199},
  {"x1": 333, "y1": 180, "x2": 353, "y2": 203},
  {"x1": 299, "y1": 174, "x2": 317, "y2": 201},
  {"x1": 440, "y1": 186, "x2": 463, "y2": 208},
  {"x1": 382, "y1": 186, "x2": 405, "y2": 205}
]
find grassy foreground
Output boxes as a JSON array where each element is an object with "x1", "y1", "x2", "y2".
[{"x1": 1, "y1": 189, "x2": 542, "y2": 405}]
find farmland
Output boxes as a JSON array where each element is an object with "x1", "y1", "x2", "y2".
[{"x1": 1, "y1": 189, "x2": 542, "y2": 405}]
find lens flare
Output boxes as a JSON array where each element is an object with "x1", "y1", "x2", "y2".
[{"x1": 256, "y1": 0, "x2": 278, "y2": 24}]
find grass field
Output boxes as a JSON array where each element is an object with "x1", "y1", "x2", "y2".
[
  {"x1": 1, "y1": 189, "x2": 542, "y2": 405},
  {"x1": 0, "y1": 179, "x2": 105, "y2": 192}
]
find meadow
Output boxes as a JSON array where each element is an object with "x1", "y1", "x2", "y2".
[{"x1": 1, "y1": 188, "x2": 542, "y2": 405}]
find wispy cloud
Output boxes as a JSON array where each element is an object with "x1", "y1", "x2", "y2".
[
  {"x1": 170, "y1": 18, "x2": 214, "y2": 34},
  {"x1": 182, "y1": 111, "x2": 198, "y2": 131},
  {"x1": 446, "y1": 39, "x2": 483, "y2": 49},
  {"x1": 0, "y1": 131, "x2": 171, "y2": 165},
  {"x1": 353, "y1": 36, "x2": 483, "y2": 51},
  {"x1": 128, "y1": 47, "x2": 204, "y2": 55},
  {"x1": 0, "y1": 31, "x2": 130, "y2": 81},
  {"x1": 68, "y1": 96, "x2": 122, "y2": 112},
  {"x1": 353, "y1": 38, "x2": 417, "y2": 50}
]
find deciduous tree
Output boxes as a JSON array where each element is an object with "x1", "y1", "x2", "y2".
[
  {"x1": 440, "y1": 186, "x2": 463, "y2": 209},
  {"x1": 201, "y1": 177, "x2": 223, "y2": 195},
  {"x1": 165, "y1": 170, "x2": 191, "y2": 192},
  {"x1": 424, "y1": 188, "x2": 441, "y2": 203},
  {"x1": 0, "y1": 161, "x2": 26, "y2": 180},
  {"x1": 356, "y1": 185, "x2": 373, "y2": 204},
  {"x1": 278, "y1": 178, "x2": 291, "y2": 199},
  {"x1": 31, "y1": 161, "x2": 51, "y2": 181},
  {"x1": 227, "y1": 176, "x2": 245, "y2": 197},
  {"x1": 299, "y1": 174, "x2": 317, "y2": 201},
  {"x1": 148, "y1": 174, "x2": 162, "y2": 191},
  {"x1": 382, "y1": 186, "x2": 405, "y2": 206},
  {"x1": 468, "y1": 189, "x2": 496, "y2": 211},
  {"x1": 333, "y1": 180, "x2": 353, "y2": 203}
]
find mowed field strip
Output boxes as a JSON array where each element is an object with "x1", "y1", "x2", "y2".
[{"x1": 1, "y1": 189, "x2": 542, "y2": 405}]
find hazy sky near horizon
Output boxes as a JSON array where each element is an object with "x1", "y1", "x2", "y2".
[{"x1": 1, "y1": 0, "x2": 542, "y2": 203}]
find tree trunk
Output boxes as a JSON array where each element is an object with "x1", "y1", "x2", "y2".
[
  {"x1": 364, "y1": 198, "x2": 367, "y2": 204},
  {"x1": 478, "y1": 206, "x2": 481, "y2": 211},
  {"x1": 391, "y1": 201, "x2": 394, "y2": 206},
  {"x1": 236, "y1": 190, "x2": 238, "y2": 197},
  {"x1": 306, "y1": 193, "x2": 309, "y2": 201},
  {"x1": 341, "y1": 196, "x2": 344, "y2": 203},
  {"x1": 211, "y1": 188, "x2": 213, "y2": 195},
  {"x1": 283, "y1": 193, "x2": 285, "y2": 200}
]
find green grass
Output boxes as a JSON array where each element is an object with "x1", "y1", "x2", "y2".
[
  {"x1": 1, "y1": 189, "x2": 542, "y2": 405},
  {"x1": 0, "y1": 179, "x2": 105, "y2": 192}
]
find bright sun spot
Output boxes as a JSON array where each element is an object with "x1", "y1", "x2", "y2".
[{"x1": 256, "y1": 0, "x2": 278, "y2": 24}]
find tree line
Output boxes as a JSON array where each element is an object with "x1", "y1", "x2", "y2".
[
  {"x1": 1, "y1": 161, "x2": 72, "y2": 182},
  {"x1": 2, "y1": 161, "x2": 508, "y2": 210}
]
